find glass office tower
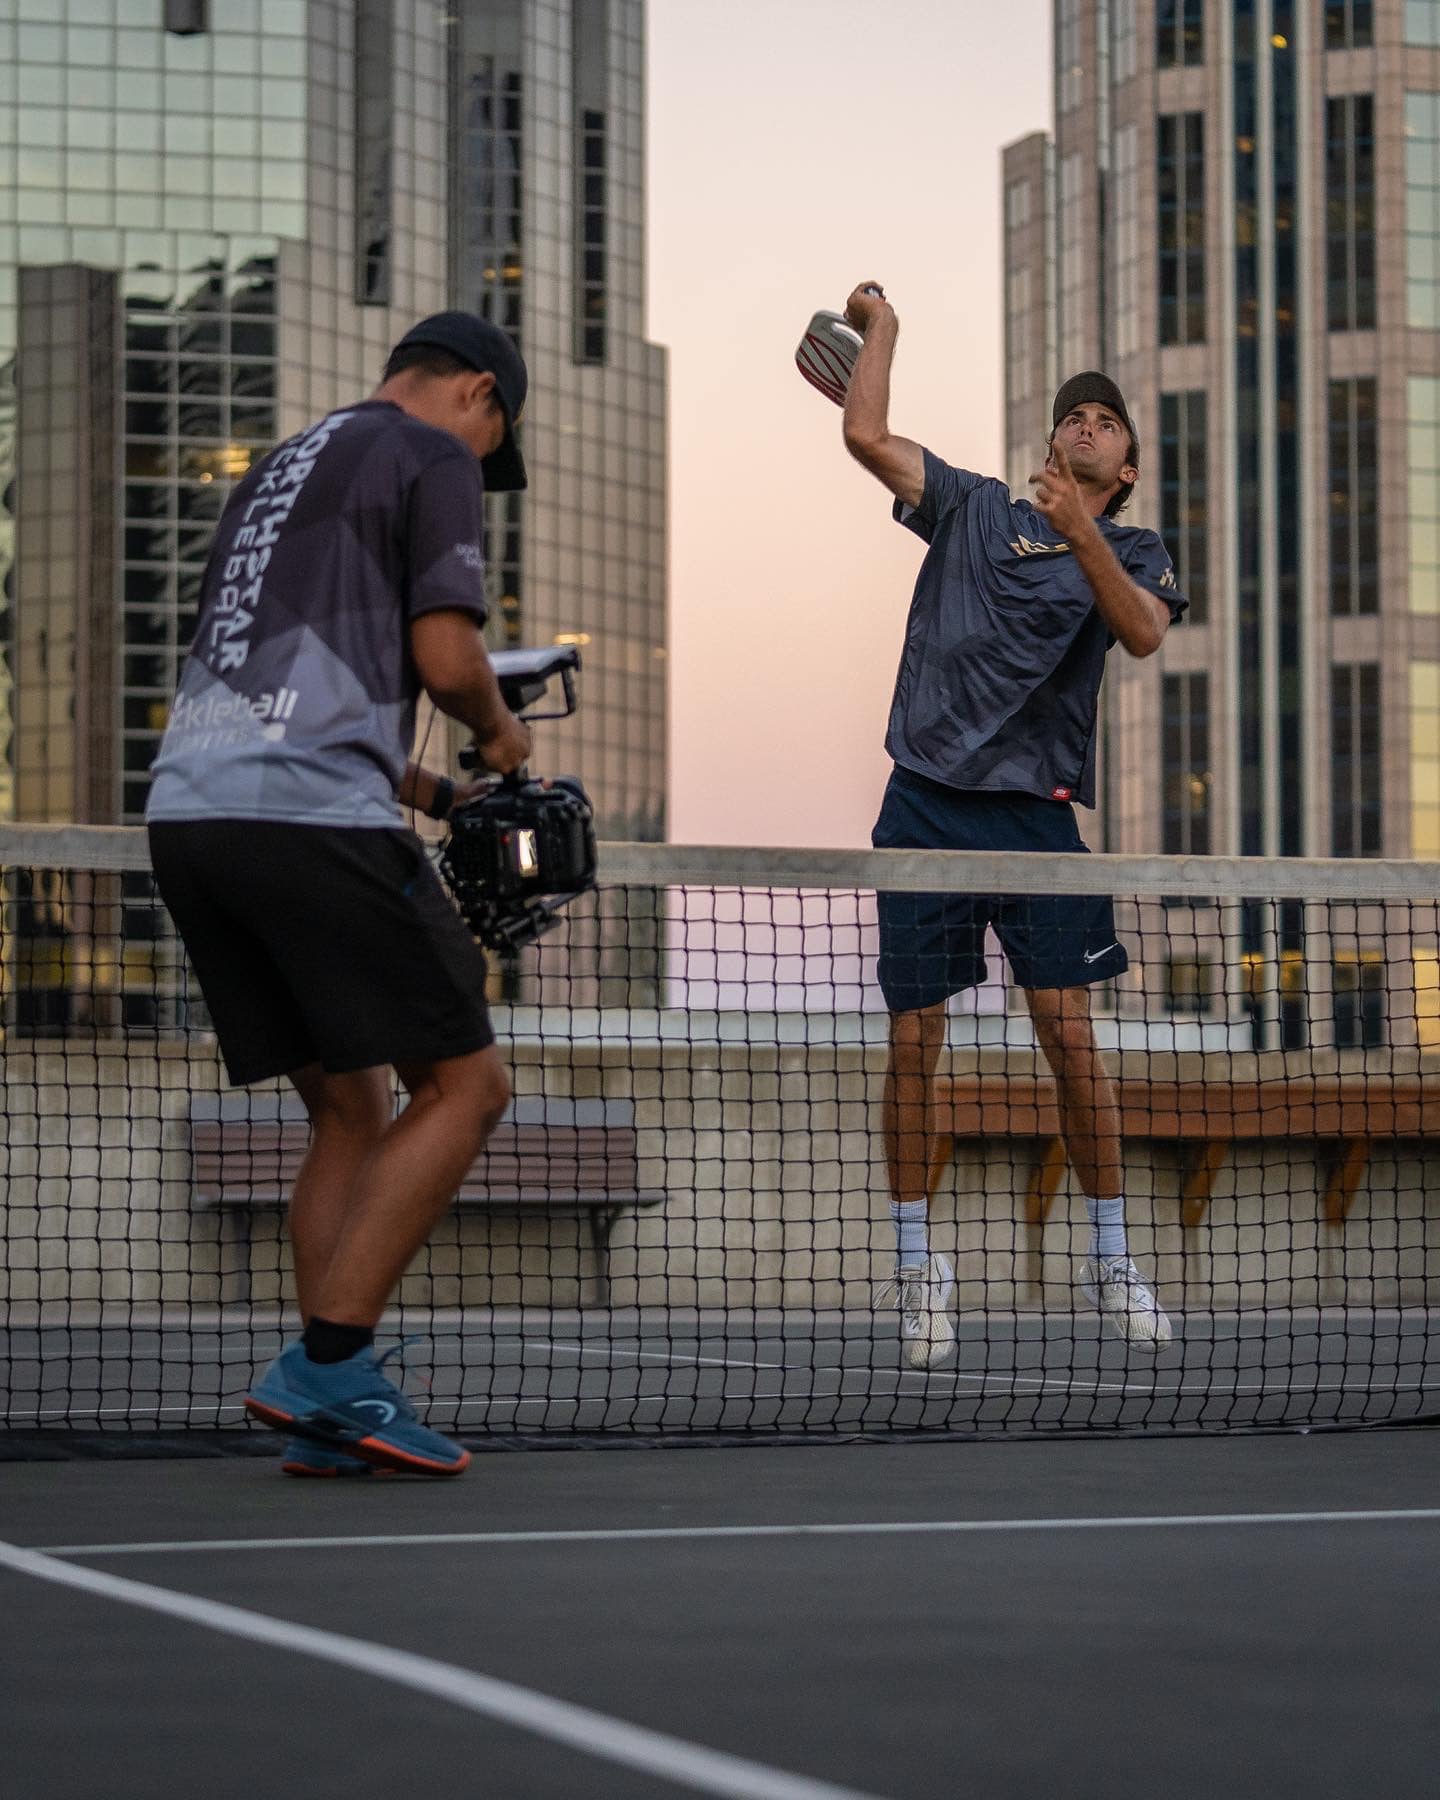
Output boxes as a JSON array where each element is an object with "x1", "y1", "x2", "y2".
[
  {"x1": 1001, "y1": 1, "x2": 1440, "y2": 1048},
  {"x1": 0, "y1": 1, "x2": 667, "y2": 1022}
]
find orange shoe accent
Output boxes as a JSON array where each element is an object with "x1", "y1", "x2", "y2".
[
  {"x1": 354, "y1": 1434, "x2": 471, "y2": 1477},
  {"x1": 244, "y1": 1397, "x2": 296, "y2": 1430}
]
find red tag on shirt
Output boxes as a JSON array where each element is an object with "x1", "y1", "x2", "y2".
[{"x1": 1051, "y1": 786, "x2": 1072, "y2": 801}]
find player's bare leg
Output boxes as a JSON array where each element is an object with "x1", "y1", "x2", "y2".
[
  {"x1": 286, "y1": 1064, "x2": 393, "y2": 1324},
  {"x1": 310, "y1": 1046, "x2": 510, "y2": 1325},
  {"x1": 1026, "y1": 986, "x2": 1170, "y2": 1345},
  {"x1": 879, "y1": 1002, "x2": 955, "y2": 1368},
  {"x1": 246, "y1": 1047, "x2": 511, "y2": 1476}
]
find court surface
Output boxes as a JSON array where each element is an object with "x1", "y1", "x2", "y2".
[
  {"x1": 6, "y1": 1303, "x2": 1439, "y2": 1439},
  {"x1": 4, "y1": 1428, "x2": 1439, "y2": 1799}
]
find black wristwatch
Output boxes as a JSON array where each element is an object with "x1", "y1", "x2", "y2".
[{"x1": 424, "y1": 776, "x2": 456, "y2": 821}]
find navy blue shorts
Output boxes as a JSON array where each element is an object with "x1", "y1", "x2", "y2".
[{"x1": 871, "y1": 767, "x2": 1129, "y2": 1012}]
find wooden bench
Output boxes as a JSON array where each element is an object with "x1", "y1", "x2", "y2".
[
  {"x1": 190, "y1": 1092, "x2": 666, "y2": 1304},
  {"x1": 929, "y1": 1073, "x2": 1439, "y2": 1228}
]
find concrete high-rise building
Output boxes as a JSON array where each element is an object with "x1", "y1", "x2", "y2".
[
  {"x1": 0, "y1": 0, "x2": 666, "y2": 839},
  {"x1": 1003, "y1": 0, "x2": 1440, "y2": 1046},
  {"x1": 0, "y1": 0, "x2": 666, "y2": 1023}
]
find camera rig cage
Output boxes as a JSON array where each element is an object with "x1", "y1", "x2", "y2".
[{"x1": 437, "y1": 645, "x2": 598, "y2": 952}]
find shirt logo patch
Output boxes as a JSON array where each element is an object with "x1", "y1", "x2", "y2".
[
  {"x1": 1159, "y1": 566, "x2": 1176, "y2": 588},
  {"x1": 1051, "y1": 785, "x2": 1072, "y2": 801},
  {"x1": 1010, "y1": 534, "x2": 1073, "y2": 558},
  {"x1": 454, "y1": 542, "x2": 484, "y2": 571}
]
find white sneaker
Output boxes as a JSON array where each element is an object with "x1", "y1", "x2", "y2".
[
  {"x1": 876, "y1": 1252, "x2": 956, "y2": 1369},
  {"x1": 1080, "y1": 1254, "x2": 1172, "y2": 1347}
]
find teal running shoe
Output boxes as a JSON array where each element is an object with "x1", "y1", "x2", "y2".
[
  {"x1": 245, "y1": 1342, "x2": 470, "y2": 1477},
  {"x1": 279, "y1": 1439, "x2": 382, "y2": 1478}
]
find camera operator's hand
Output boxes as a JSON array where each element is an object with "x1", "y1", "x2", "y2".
[{"x1": 473, "y1": 711, "x2": 531, "y2": 776}]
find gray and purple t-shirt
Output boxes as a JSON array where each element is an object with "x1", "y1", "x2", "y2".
[{"x1": 146, "y1": 400, "x2": 488, "y2": 828}]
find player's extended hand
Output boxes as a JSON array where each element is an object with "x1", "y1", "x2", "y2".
[
  {"x1": 844, "y1": 282, "x2": 892, "y2": 337},
  {"x1": 1028, "y1": 439, "x2": 1093, "y2": 543}
]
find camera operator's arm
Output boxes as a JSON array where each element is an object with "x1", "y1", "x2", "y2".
[
  {"x1": 410, "y1": 610, "x2": 531, "y2": 774},
  {"x1": 398, "y1": 760, "x2": 490, "y2": 819}
]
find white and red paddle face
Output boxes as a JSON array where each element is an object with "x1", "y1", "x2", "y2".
[{"x1": 795, "y1": 309, "x2": 863, "y2": 406}]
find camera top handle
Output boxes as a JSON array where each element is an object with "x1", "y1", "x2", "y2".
[{"x1": 490, "y1": 644, "x2": 581, "y2": 721}]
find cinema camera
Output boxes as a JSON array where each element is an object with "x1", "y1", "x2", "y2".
[{"x1": 437, "y1": 645, "x2": 598, "y2": 951}]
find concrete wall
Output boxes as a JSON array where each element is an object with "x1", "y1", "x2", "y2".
[{"x1": 2, "y1": 1037, "x2": 1438, "y2": 1319}]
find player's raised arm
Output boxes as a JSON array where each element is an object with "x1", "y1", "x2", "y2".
[
  {"x1": 1029, "y1": 439, "x2": 1171, "y2": 658},
  {"x1": 839, "y1": 283, "x2": 925, "y2": 510}
]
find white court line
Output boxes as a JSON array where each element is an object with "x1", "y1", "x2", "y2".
[
  {"x1": 544, "y1": 1339, "x2": 788, "y2": 1373},
  {"x1": 37, "y1": 1507, "x2": 1440, "y2": 1560},
  {"x1": 538, "y1": 1341, "x2": 1440, "y2": 1404},
  {"x1": 0, "y1": 1539, "x2": 882, "y2": 1800},
  {"x1": 540, "y1": 1337, "x2": 1139, "y2": 1399}
]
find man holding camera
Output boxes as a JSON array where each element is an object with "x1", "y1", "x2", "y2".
[
  {"x1": 147, "y1": 313, "x2": 532, "y2": 1476},
  {"x1": 839, "y1": 281, "x2": 1186, "y2": 1366}
]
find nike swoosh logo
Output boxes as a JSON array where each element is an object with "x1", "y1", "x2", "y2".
[{"x1": 1083, "y1": 943, "x2": 1122, "y2": 965}]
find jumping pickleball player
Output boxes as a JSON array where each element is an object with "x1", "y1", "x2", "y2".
[
  {"x1": 837, "y1": 281, "x2": 1186, "y2": 1363},
  {"x1": 146, "y1": 313, "x2": 533, "y2": 1475}
]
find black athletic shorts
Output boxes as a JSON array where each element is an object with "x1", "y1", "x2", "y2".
[
  {"x1": 147, "y1": 819, "x2": 495, "y2": 1086},
  {"x1": 871, "y1": 766, "x2": 1129, "y2": 1012}
]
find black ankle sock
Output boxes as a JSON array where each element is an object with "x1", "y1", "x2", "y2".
[{"x1": 302, "y1": 1318, "x2": 375, "y2": 1365}]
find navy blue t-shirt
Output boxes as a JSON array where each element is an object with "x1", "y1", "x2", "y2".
[{"x1": 886, "y1": 449, "x2": 1187, "y2": 807}]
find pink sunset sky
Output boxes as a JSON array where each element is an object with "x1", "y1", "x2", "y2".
[{"x1": 647, "y1": 0, "x2": 1053, "y2": 848}]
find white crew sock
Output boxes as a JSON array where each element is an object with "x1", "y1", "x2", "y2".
[
  {"x1": 890, "y1": 1199, "x2": 929, "y2": 1269},
  {"x1": 1086, "y1": 1196, "x2": 1128, "y2": 1264}
]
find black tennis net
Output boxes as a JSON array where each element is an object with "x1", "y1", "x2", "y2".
[{"x1": 2, "y1": 827, "x2": 1438, "y2": 1446}]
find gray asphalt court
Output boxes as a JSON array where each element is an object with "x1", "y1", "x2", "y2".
[
  {"x1": 3, "y1": 1429, "x2": 1438, "y2": 1799},
  {"x1": 6, "y1": 1303, "x2": 1439, "y2": 1438}
]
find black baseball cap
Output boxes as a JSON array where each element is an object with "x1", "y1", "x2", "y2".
[
  {"x1": 1051, "y1": 371, "x2": 1139, "y2": 467},
  {"x1": 391, "y1": 311, "x2": 528, "y2": 491}
]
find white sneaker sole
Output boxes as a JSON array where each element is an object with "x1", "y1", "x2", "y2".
[
  {"x1": 1094, "y1": 1301, "x2": 1173, "y2": 1349},
  {"x1": 903, "y1": 1313, "x2": 957, "y2": 1370}
]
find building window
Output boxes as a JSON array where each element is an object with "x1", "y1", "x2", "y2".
[
  {"x1": 1326, "y1": 2, "x2": 1374, "y2": 47},
  {"x1": 1405, "y1": 91, "x2": 1440, "y2": 330},
  {"x1": 448, "y1": 3, "x2": 525, "y2": 653},
  {"x1": 353, "y1": 0, "x2": 393, "y2": 307},
  {"x1": 1326, "y1": 95, "x2": 1376, "y2": 332},
  {"x1": 1410, "y1": 375, "x2": 1440, "y2": 614},
  {"x1": 1161, "y1": 671, "x2": 1211, "y2": 855},
  {"x1": 1404, "y1": 2, "x2": 1440, "y2": 45},
  {"x1": 1005, "y1": 268, "x2": 1033, "y2": 407},
  {"x1": 1328, "y1": 377, "x2": 1379, "y2": 616},
  {"x1": 1058, "y1": 0, "x2": 1083, "y2": 114},
  {"x1": 1158, "y1": 112, "x2": 1205, "y2": 346},
  {"x1": 1005, "y1": 179, "x2": 1032, "y2": 231},
  {"x1": 1333, "y1": 951, "x2": 1385, "y2": 1049},
  {"x1": 573, "y1": 0, "x2": 609, "y2": 366},
  {"x1": 1164, "y1": 956, "x2": 1213, "y2": 1016},
  {"x1": 1156, "y1": 0, "x2": 1203, "y2": 67},
  {"x1": 1111, "y1": 123, "x2": 1140, "y2": 359},
  {"x1": 1331, "y1": 664, "x2": 1382, "y2": 856},
  {"x1": 1417, "y1": 950, "x2": 1440, "y2": 1048},
  {"x1": 449, "y1": 10, "x2": 525, "y2": 342},
  {"x1": 1412, "y1": 661, "x2": 1440, "y2": 856},
  {"x1": 113, "y1": 250, "x2": 278, "y2": 825},
  {"x1": 1058, "y1": 151, "x2": 1088, "y2": 372},
  {"x1": 1159, "y1": 390, "x2": 1208, "y2": 625},
  {"x1": 1111, "y1": 0, "x2": 1137, "y2": 83},
  {"x1": 164, "y1": 0, "x2": 208, "y2": 32}
]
